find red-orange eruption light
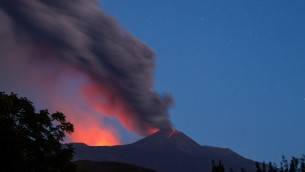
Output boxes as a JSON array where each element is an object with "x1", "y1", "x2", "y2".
[
  {"x1": 0, "y1": 0, "x2": 173, "y2": 146},
  {"x1": 69, "y1": 117, "x2": 120, "y2": 146},
  {"x1": 64, "y1": 80, "x2": 159, "y2": 146},
  {"x1": 36, "y1": 73, "x2": 123, "y2": 146},
  {"x1": 81, "y1": 82, "x2": 159, "y2": 136}
]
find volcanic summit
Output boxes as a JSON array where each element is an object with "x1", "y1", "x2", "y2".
[{"x1": 72, "y1": 129, "x2": 257, "y2": 172}]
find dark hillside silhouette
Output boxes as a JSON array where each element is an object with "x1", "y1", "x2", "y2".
[
  {"x1": 73, "y1": 129, "x2": 257, "y2": 171},
  {"x1": 76, "y1": 160, "x2": 156, "y2": 172}
]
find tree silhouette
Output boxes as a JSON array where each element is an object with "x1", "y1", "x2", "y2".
[
  {"x1": 0, "y1": 92, "x2": 75, "y2": 172},
  {"x1": 212, "y1": 160, "x2": 225, "y2": 172},
  {"x1": 254, "y1": 155, "x2": 305, "y2": 172},
  {"x1": 256, "y1": 162, "x2": 262, "y2": 172},
  {"x1": 213, "y1": 155, "x2": 305, "y2": 172}
]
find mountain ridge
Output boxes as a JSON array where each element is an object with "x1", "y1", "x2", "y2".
[{"x1": 72, "y1": 129, "x2": 257, "y2": 172}]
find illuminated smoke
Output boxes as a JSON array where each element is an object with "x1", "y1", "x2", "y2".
[{"x1": 0, "y1": 0, "x2": 173, "y2": 145}]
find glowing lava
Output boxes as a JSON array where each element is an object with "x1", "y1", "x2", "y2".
[{"x1": 167, "y1": 129, "x2": 180, "y2": 138}]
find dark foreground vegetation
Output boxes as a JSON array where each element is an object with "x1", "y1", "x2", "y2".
[
  {"x1": 0, "y1": 92, "x2": 75, "y2": 172},
  {"x1": 212, "y1": 155, "x2": 305, "y2": 172}
]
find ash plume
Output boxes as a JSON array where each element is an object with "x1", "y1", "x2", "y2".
[{"x1": 0, "y1": 0, "x2": 173, "y2": 136}]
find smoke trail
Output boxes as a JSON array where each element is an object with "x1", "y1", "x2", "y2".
[{"x1": 0, "y1": 0, "x2": 173, "y2": 139}]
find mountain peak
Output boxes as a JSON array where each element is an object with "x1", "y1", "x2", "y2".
[
  {"x1": 132, "y1": 129, "x2": 202, "y2": 153},
  {"x1": 72, "y1": 129, "x2": 258, "y2": 172},
  {"x1": 158, "y1": 129, "x2": 181, "y2": 138},
  {"x1": 146, "y1": 129, "x2": 181, "y2": 139}
]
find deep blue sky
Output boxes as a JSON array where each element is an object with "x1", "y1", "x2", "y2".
[{"x1": 102, "y1": 0, "x2": 305, "y2": 163}]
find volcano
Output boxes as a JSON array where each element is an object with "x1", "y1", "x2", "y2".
[{"x1": 72, "y1": 129, "x2": 257, "y2": 171}]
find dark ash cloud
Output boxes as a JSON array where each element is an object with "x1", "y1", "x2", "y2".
[{"x1": 0, "y1": 0, "x2": 173, "y2": 135}]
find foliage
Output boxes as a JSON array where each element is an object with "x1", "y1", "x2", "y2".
[
  {"x1": 255, "y1": 155, "x2": 305, "y2": 172},
  {"x1": 211, "y1": 160, "x2": 248, "y2": 172},
  {"x1": 0, "y1": 92, "x2": 75, "y2": 172},
  {"x1": 212, "y1": 155, "x2": 305, "y2": 172},
  {"x1": 212, "y1": 160, "x2": 225, "y2": 172}
]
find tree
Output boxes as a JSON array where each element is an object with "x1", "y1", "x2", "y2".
[
  {"x1": 256, "y1": 162, "x2": 262, "y2": 172},
  {"x1": 281, "y1": 156, "x2": 289, "y2": 172},
  {"x1": 268, "y1": 162, "x2": 277, "y2": 172},
  {"x1": 254, "y1": 155, "x2": 305, "y2": 172},
  {"x1": 0, "y1": 92, "x2": 75, "y2": 172},
  {"x1": 301, "y1": 155, "x2": 305, "y2": 172},
  {"x1": 211, "y1": 160, "x2": 225, "y2": 172}
]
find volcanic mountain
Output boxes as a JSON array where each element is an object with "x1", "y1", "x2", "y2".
[{"x1": 72, "y1": 129, "x2": 257, "y2": 171}]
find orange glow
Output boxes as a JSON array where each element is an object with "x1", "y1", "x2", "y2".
[
  {"x1": 66, "y1": 113, "x2": 120, "y2": 146},
  {"x1": 40, "y1": 70, "x2": 158, "y2": 145},
  {"x1": 4, "y1": 40, "x2": 148, "y2": 147},
  {"x1": 38, "y1": 74, "x2": 123, "y2": 146},
  {"x1": 81, "y1": 83, "x2": 158, "y2": 136},
  {"x1": 148, "y1": 128, "x2": 159, "y2": 135},
  {"x1": 54, "y1": 104, "x2": 121, "y2": 146},
  {"x1": 34, "y1": 43, "x2": 156, "y2": 144}
]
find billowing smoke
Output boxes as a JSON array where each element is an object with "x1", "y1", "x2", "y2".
[{"x1": 0, "y1": 0, "x2": 173, "y2": 144}]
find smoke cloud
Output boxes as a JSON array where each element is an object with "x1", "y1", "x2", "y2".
[{"x1": 0, "y1": 0, "x2": 173, "y2": 142}]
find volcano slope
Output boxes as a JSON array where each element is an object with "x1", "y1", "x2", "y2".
[{"x1": 72, "y1": 129, "x2": 257, "y2": 172}]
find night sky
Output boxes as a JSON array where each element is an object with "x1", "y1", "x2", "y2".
[{"x1": 102, "y1": 0, "x2": 305, "y2": 164}]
